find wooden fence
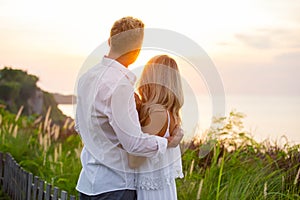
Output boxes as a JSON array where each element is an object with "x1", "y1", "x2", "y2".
[{"x1": 0, "y1": 152, "x2": 78, "y2": 200}]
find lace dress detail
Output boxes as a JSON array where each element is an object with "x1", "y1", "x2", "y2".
[
  {"x1": 135, "y1": 111, "x2": 183, "y2": 199},
  {"x1": 136, "y1": 162, "x2": 184, "y2": 190}
]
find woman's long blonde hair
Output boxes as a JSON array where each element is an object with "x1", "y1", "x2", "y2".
[{"x1": 138, "y1": 55, "x2": 184, "y2": 126}]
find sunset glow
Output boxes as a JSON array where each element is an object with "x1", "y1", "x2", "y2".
[
  {"x1": 1, "y1": 0, "x2": 299, "y2": 94},
  {"x1": 1, "y1": 0, "x2": 300, "y2": 142}
]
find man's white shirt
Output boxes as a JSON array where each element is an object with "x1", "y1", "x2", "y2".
[{"x1": 75, "y1": 57, "x2": 168, "y2": 195}]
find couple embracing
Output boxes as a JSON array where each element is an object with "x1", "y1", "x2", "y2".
[{"x1": 75, "y1": 16, "x2": 184, "y2": 200}]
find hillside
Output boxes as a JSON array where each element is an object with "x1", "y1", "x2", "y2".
[{"x1": 0, "y1": 67, "x2": 67, "y2": 125}]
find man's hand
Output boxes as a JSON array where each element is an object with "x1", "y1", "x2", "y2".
[{"x1": 167, "y1": 126, "x2": 184, "y2": 148}]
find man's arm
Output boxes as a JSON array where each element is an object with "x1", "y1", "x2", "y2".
[
  {"x1": 109, "y1": 84, "x2": 168, "y2": 158},
  {"x1": 128, "y1": 107, "x2": 185, "y2": 168},
  {"x1": 128, "y1": 108, "x2": 167, "y2": 168}
]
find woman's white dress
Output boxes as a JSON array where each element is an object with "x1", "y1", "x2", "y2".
[{"x1": 135, "y1": 111, "x2": 184, "y2": 200}]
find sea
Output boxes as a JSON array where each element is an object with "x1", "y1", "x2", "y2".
[{"x1": 58, "y1": 95, "x2": 300, "y2": 144}]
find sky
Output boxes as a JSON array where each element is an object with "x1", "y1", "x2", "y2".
[
  {"x1": 1, "y1": 0, "x2": 299, "y2": 95},
  {"x1": 1, "y1": 0, "x2": 300, "y2": 143}
]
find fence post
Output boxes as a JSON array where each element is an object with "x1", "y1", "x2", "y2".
[
  {"x1": 61, "y1": 190, "x2": 68, "y2": 200},
  {"x1": 6, "y1": 154, "x2": 13, "y2": 198},
  {"x1": 16, "y1": 162, "x2": 22, "y2": 200},
  {"x1": 0, "y1": 152, "x2": 80, "y2": 199},
  {"x1": 10, "y1": 155, "x2": 15, "y2": 200},
  {"x1": 33, "y1": 176, "x2": 39, "y2": 200},
  {"x1": 12, "y1": 155, "x2": 17, "y2": 200},
  {"x1": 15, "y1": 159, "x2": 19, "y2": 200},
  {"x1": 38, "y1": 180, "x2": 44, "y2": 200},
  {"x1": 45, "y1": 183, "x2": 51, "y2": 200},
  {"x1": 2, "y1": 153, "x2": 7, "y2": 193},
  {"x1": 70, "y1": 195, "x2": 76, "y2": 200},
  {"x1": 53, "y1": 187, "x2": 59, "y2": 200},
  {"x1": 0, "y1": 152, "x2": 3, "y2": 185},
  {"x1": 2, "y1": 154, "x2": 7, "y2": 195},
  {"x1": 27, "y1": 172, "x2": 33, "y2": 200},
  {"x1": 20, "y1": 168, "x2": 27, "y2": 200}
]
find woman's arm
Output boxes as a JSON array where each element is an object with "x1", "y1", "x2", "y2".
[{"x1": 128, "y1": 107, "x2": 168, "y2": 168}]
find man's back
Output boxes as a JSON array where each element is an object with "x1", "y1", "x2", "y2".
[
  {"x1": 75, "y1": 57, "x2": 168, "y2": 195},
  {"x1": 76, "y1": 57, "x2": 137, "y2": 195}
]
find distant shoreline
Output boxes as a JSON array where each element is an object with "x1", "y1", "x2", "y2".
[{"x1": 53, "y1": 93, "x2": 76, "y2": 104}]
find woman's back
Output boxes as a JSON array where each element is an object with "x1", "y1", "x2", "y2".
[
  {"x1": 132, "y1": 105, "x2": 183, "y2": 200},
  {"x1": 132, "y1": 55, "x2": 184, "y2": 199},
  {"x1": 139, "y1": 104, "x2": 175, "y2": 137}
]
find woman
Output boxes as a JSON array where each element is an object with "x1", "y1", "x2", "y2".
[{"x1": 129, "y1": 55, "x2": 184, "y2": 200}]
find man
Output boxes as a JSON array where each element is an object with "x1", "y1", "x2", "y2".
[{"x1": 75, "y1": 16, "x2": 183, "y2": 200}]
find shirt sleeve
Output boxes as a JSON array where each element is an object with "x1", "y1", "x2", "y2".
[{"x1": 109, "y1": 83, "x2": 168, "y2": 158}]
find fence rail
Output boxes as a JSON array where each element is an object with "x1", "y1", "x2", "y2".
[{"x1": 0, "y1": 152, "x2": 77, "y2": 200}]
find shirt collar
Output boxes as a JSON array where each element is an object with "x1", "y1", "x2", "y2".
[{"x1": 102, "y1": 56, "x2": 137, "y2": 84}]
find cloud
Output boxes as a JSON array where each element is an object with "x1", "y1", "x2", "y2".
[
  {"x1": 219, "y1": 62, "x2": 300, "y2": 95},
  {"x1": 215, "y1": 48, "x2": 300, "y2": 96},
  {"x1": 216, "y1": 42, "x2": 231, "y2": 46},
  {"x1": 274, "y1": 51, "x2": 300, "y2": 66},
  {"x1": 235, "y1": 32, "x2": 272, "y2": 49},
  {"x1": 235, "y1": 28, "x2": 300, "y2": 49}
]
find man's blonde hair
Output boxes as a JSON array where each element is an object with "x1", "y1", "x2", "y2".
[{"x1": 110, "y1": 16, "x2": 144, "y2": 55}]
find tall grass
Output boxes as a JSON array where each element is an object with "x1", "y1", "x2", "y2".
[
  {"x1": 0, "y1": 106, "x2": 82, "y2": 195},
  {"x1": 177, "y1": 110, "x2": 300, "y2": 200},
  {"x1": 0, "y1": 107, "x2": 299, "y2": 199}
]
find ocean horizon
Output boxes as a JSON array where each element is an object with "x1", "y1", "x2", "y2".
[{"x1": 58, "y1": 94, "x2": 300, "y2": 144}]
